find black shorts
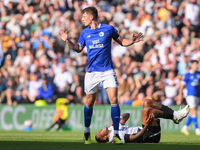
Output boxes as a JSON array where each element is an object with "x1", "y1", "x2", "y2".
[
  {"x1": 141, "y1": 119, "x2": 161, "y2": 143},
  {"x1": 57, "y1": 118, "x2": 65, "y2": 123}
]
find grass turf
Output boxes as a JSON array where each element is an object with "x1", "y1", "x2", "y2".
[{"x1": 0, "y1": 131, "x2": 200, "y2": 150}]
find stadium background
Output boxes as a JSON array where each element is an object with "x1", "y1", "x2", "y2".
[
  {"x1": 0, "y1": 105, "x2": 200, "y2": 133},
  {"x1": 0, "y1": 0, "x2": 200, "y2": 133}
]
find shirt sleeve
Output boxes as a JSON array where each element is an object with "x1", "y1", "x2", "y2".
[
  {"x1": 78, "y1": 31, "x2": 85, "y2": 48},
  {"x1": 109, "y1": 26, "x2": 120, "y2": 40}
]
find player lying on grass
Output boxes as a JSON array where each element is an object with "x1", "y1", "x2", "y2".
[{"x1": 95, "y1": 98, "x2": 190, "y2": 143}]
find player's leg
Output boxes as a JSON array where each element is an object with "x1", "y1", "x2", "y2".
[
  {"x1": 190, "y1": 107, "x2": 200, "y2": 135},
  {"x1": 46, "y1": 122, "x2": 57, "y2": 131},
  {"x1": 106, "y1": 87, "x2": 120, "y2": 133},
  {"x1": 84, "y1": 72, "x2": 100, "y2": 144},
  {"x1": 141, "y1": 106, "x2": 161, "y2": 143},
  {"x1": 143, "y1": 99, "x2": 190, "y2": 123},
  {"x1": 142, "y1": 106, "x2": 164, "y2": 125},
  {"x1": 83, "y1": 93, "x2": 97, "y2": 144},
  {"x1": 143, "y1": 98, "x2": 174, "y2": 120},
  {"x1": 106, "y1": 87, "x2": 122, "y2": 144},
  {"x1": 56, "y1": 118, "x2": 65, "y2": 131},
  {"x1": 84, "y1": 93, "x2": 97, "y2": 131},
  {"x1": 182, "y1": 96, "x2": 199, "y2": 135},
  {"x1": 103, "y1": 70, "x2": 122, "y2": 144}
]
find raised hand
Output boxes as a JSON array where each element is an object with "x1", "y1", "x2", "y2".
[
  {"x1": 146, "y1": 113, "x2": 155, "y2": 126},
  {"x1": 58, "y1": 29, "x2": 68, "y2": 42},
  {"x1": 132, "y1": 32, "x2": 143, "y2": 43}
]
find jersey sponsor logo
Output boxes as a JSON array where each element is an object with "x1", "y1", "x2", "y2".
[
  {"x1": 92, "y1": 39, "x2": 99, "y2": 44},
  {"x1": 99, "y1": 32, "x2": 104, "y2": 37},
  {"x1": 89, "y1": 39, "x2": 104, "y2": 49},
  {"x1": 190, "y1": 76, "x2": 194, "y2": 79},
  {"x1": 89, "y1": 44, "x2": 104, "y2": 49}
]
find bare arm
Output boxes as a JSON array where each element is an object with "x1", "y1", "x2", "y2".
[
  {"x1": 58, "y1": 29, "x2": 83, "y2": 53},
  {"x1": 129, "y1": 124, "x2": 149, "y2": 142},
  {"x1": 115, "y1": 32, "x2": 143, "y2": 47},
  {"x1": 110, "y1": 113, "x2": 130, "y2": 126},
  {"x1": 66, "y1": 40, "x2": 83, "y2": 53},
  {"x1": 120, "y1": 113, "x2": 130, "y2": 125},
  {"x1": 39, "y1": 0, "x2": 45, "y2": 9},
  {"x1": 73, "y1": 1, "x2": 82, "y2": 19},
  {"x1": 177, "y1": 83, "x2": 185, "y2": 105},
  {"x1": 143, "y1": 49, "x2": 155, "y2": 61},
  {"x1": 128, "y1": 114, "x2": 154, "y2": 142}
]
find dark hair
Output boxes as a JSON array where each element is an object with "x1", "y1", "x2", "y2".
[
  {"x1": 191, "y1": 60, "x2": 198, "y2": 63},
  {"x1": 95, "y1": 135, "x2": 107, "y2": 143},
  {"x1": 82, "y1": 7, "x2": 98, "y2": 20}
]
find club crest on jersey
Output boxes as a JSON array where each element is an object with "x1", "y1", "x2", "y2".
[
  {"x1": 99, "y1": 32, "x2": 104, "y2": 37},
  {"x1": 87, "y1": 35, "x2": 91, "y2": 38}
]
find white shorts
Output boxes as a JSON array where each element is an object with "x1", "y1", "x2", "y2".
[
  {"x1": 186, "y1": 96, "x2": 200, "y2": 108},
  {"x1": 84, "y1": 69, "x2": 118, "y2": 94}
]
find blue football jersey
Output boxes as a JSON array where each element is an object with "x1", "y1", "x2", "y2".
[
  {"x1": 182, "y1": 71, "x2": 200, "y2": 97},
  {"x1": 78, "y1": 24, "x2": 119, "y2": 72}
]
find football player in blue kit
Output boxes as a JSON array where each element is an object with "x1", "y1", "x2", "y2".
[
  {"x1": 178, "y1": 59, "x2": 200, "y2": 135},
  {"x1": 95, "y1": 98, "x2": 189, "y2": 143},
  {"x1": 58, "y1": 6, "x2": 143, "y2": 144}
]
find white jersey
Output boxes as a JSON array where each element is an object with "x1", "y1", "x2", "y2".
[{"x1": 108, "y1": 123, "x2": 142, "y2": 143}]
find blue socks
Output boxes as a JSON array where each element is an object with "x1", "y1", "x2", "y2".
[
  {"x1": 84, "y1": 105, "x2": 93, "y2": 133},
  {"x1": 111, "y1": 104, "x2": 120, "y2": 135},
  {"x1": 191, "y1": 116, "x2": 199, "y2": 129},
  {"x1": 185, "y1": 116, "x2": 192, "y2": 126},
  {"x1": 185, "y1": 116, "x2": 198, "y2": 129},
  {"x1": 84, "y1": 104, "x2": 121, "y2": 135}
]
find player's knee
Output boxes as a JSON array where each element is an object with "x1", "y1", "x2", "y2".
[
  {"x1": 143, "y1": 99, "x2": 152, "y2": 108},
  {"x1": 109, "y1": 96, "x2": 118, "y2": 104},
  {"x1": 86, "y1": 95, "x2": 96, "y2": 107},
  {"x1": 142, "y1": 107, "x2": 151, "y2": 116},
  {"x1": 86, "y1": 101, "x2": 95, "y2": 107}
]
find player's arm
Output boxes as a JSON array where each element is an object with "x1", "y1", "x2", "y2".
[
  {"x1": 110, "y1": 113, "x2": 130, "y2": 126},
  {"x1": 115, "y1": 32, "x2": 143, "y2": 47},
  {"x1": 120, "y1": 113, "x2": 130, "y2": 125},
  {"x1": 177, "y1": 83, "x2": 185, "y2": 105},
  {"x1": 177, "y1": 75, "x2": 187, "y2": 105},
  {"x1": 125, "y1": 114, "x2": 154, "y2": 143},
  {"x1": 58, "y1": 29, "x2": 83, "y2": 53}
]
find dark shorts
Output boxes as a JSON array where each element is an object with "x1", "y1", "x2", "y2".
[
  {"x1": 141, "y1": 119, "x2": 161, "y2": 143},
  {"x1": 56, "y1": 118, "x2": 66, "y2": 124}
]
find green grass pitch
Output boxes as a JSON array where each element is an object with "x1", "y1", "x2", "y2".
[{"x1": 0, "y1": 131, "x2": 200, "y2": 150}]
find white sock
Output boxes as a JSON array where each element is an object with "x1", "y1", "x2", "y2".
[
  {"x1": 173, "y1": 111, "x2": 177, "y2": 120},
  {"x1": 114, "y1": 130, "x2": 118, "y2": 136},
  {"x1": 195, "y1": 128, "x2": 200, "y2": 133},
  {"x1": 85, "y1": 127, "x2": 90, "y2": 133},
  {"x1": 182, "y1": 125, "x2": 188, "y2": 130}
]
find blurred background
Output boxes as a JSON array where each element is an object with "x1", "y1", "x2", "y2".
[{"x1": 0, "y1": 0, "x2": 199, "y2": 108}]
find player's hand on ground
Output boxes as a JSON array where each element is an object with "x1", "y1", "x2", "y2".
[
  {"x1": 132, "y1": 32, "x2": 143, "y2": 43},
  {"x1": 146, "y1": 113, "x2": 155, "y2": 126},
  {"x1": 58, "y1": 29, "x2": 68, "y2": 42}
]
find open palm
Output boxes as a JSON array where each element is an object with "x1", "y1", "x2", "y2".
[
  {"x1": 132, "y1": 32, "x2": 143, "y2": 43},
  {"x1": 58, "y1": 29, "x2": 68, "y2": 42}
]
